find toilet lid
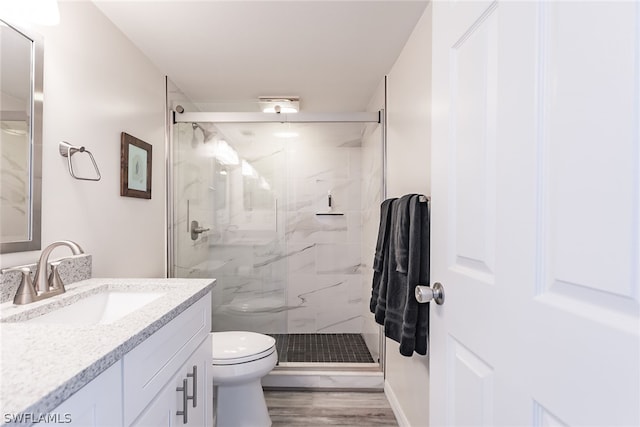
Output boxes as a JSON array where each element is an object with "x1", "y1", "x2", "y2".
[{"x1": 212, "y1": 331, "x2": 276, "y2": 365}]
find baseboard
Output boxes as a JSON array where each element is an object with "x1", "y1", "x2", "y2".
[
  {"x1": 384, "y1": 380, "x2": 411, "y2": 427},
  {"x1": 263, "y1": 369, "x2": 384, "y2": 390}
]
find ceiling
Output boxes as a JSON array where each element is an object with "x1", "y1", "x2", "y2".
[{"x1": 93, "y1": 1, "x2": 428, "y2": 113}]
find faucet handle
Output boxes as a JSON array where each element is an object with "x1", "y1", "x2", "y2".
[
  {"x1": 48, "y1": 261, "x2": 66, "y2": 292},
  {"x1": 2, "y1": 267, "x2": 37, "y2": 305}
]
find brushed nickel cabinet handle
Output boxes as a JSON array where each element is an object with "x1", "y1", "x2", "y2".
[
  {"x1": 176, "y1": 378, "x2": 188, "y2": 424},
  {"x1": 187, "y1": 365, "x2": 197, "y2": 407}
]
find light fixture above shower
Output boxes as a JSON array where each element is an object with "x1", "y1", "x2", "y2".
[{"x1": 259, "y1": 96, "x2": 300, "y2": 114}]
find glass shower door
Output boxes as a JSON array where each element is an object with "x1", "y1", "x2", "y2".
[
  {"x1": 170, "y1": 117, "x2": 383, "y2": 366},
  {"x1": 171, "y1": 121, "x2": 288, "y2": 333}
]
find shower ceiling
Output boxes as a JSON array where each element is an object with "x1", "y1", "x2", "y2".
[{"x1": 92, "y1": 1, "x2": 428, "y2": 112}]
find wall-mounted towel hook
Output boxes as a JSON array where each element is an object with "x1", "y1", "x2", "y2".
[{"x1": 59, "y1": 141, "x2": 101, "y2": 181}]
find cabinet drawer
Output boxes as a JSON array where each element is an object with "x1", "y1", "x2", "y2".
[{"x1": 123, "y1": 293, "x2": 211, "y2": 425}]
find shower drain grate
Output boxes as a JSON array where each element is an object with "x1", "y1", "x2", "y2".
[{"x1": 269, "y1": 333, "x2": 374, "y2": 363}]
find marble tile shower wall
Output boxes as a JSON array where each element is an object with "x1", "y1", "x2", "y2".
[
  {"x1": 207, "y1": 144, "x2": 364, "y2": 334},
  {"x1": 173, "y1": 123, "x2": 215, "y2": 280},
  {"x1": 284, "y1": 146, "x2": 363, "y2": 333},
  {"x1": 208, "y1": 142, "x2": 289, "y2": 333}
]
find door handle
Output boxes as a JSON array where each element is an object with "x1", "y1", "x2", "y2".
[{"x1": 415, "y1": 282, "x2": 445, "y2": 305}]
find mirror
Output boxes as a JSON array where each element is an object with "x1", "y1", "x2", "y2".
[{"x1": 0, "y1": 20, "x2": 43, "y2": 253}]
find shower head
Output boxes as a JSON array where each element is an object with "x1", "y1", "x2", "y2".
[{"x1": 191, "y1": 123, "x2": 216, "y2": 143}]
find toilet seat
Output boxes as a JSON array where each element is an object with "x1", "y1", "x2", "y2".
[{"x1": 212, "y1": 331, "x2": 276, "y2": 365}]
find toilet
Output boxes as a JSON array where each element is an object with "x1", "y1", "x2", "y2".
[{"x1": 211, "y1": 331, "x2": 278, "y2": 427}]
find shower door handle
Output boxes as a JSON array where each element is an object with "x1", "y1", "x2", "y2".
[{"x1": 274, "y1": 198, "x2": 278, "y2": 233}]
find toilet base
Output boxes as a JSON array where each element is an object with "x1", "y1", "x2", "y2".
[{"x1": 215, "y1": 379, "x2": 271, "y2": 427}]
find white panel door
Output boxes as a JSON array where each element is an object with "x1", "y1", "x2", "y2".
[{"x1": 430, "y1": 1, "x2": 640, "y2": 426}]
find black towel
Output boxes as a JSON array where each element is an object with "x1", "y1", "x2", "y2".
[
  {"x1": 399, "y1": 194, "x2": 429, "y2": 356},
  {"x1": 369, "y1": 198, "x2": 396, "y2": 313},
  {"x1": 395, "y1": 194, "x2": 415, "y2": 274},
  {"x1": 377, "y1": 194, "x2": 412, "y2": 351},
  {"x1": 373, "y1": 200, "x2": 399, "y2": 324},
  {"x1": 371, "y1": 194, "x2": 430, "y2": 357}
]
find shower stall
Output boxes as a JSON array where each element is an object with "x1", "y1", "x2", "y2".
[{"x1": 167, "y1": 103, "x2": 385, "y2": 382}]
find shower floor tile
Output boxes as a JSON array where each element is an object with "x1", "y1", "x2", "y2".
[{"x1": 270, "y1": 333, "x2": 374, "y2": 363}]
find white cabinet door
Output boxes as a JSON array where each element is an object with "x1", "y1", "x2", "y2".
[
  {"x1": 132, "y1": 335, "x2": 212, "y2": 427},
  {"x1": 176, "y1": 334, "x2": 212, "y2": 427},
  {"x1": 130, "y1": 385, "x2": 174, "y2": 427},
  {"x1": 430, "y1": 1, "x2": 640, "y2": 426},
  {"x1": 123, "y1": 295, "x2": 211, "y2": 426},
  {"x1": 51, "y1": 362, "x2": 122, "y2": 427}
]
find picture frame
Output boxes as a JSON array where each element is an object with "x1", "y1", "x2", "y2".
[{"x1": 120, "y1": 132, "x2": 152, "y2": 199}]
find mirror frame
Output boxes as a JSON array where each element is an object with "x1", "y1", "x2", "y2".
[{"x1": 0, "y1": 20, "x2": 43, "y2": 253}]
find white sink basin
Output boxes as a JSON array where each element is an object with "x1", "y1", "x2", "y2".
[{"x1": 25, "y1": 291, "x2": 165, "y2": 325}]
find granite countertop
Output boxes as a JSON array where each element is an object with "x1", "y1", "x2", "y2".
[{"x1": 0, "y1": 278, "x2": 215, "y2": 424}]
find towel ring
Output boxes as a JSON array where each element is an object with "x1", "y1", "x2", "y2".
[{"x1": 59, "y1": 141, "x2": 101, "y2": 181}]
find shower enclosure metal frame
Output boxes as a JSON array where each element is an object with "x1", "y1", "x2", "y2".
[
  {"x1": 167, "y1": 108, "x2": 387, "y2": 377},
  {"x1": 175, "y1": 111, "x2": 380, "y2": 124}
]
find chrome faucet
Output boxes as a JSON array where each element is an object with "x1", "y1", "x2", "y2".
[{"x1": 4, "y1": 240, "x2": 84, "y2": 305}]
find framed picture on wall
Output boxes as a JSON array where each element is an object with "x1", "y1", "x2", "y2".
[{"x1": 120, "y1": 132, "x2": 152, "y2": 199}]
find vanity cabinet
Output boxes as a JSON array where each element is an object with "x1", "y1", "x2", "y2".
[
  {"x1": 49, "y1": 362, "x2": 122, "y2": 427},
  {"x1": 131, "y1": 335, "x2": 212, "y2": 427},
  {"x1": 49, "y1": 292, "x2": 212, "y2": 427},
  {"x1": 124, "y1": 294, "x2": 212, "y2": 426}
]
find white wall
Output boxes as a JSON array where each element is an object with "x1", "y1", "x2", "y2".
[
  {"x1": 382, "y1": 4, "x2": 432, "y2": 427},
  {"x1": 0, "y1": 2, "x2": 166, "y2": 277},
  {"x1": 387, "y1": 5, "x2": 432, "y2": 199}
]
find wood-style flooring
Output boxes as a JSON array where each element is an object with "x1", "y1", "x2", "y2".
[{"x1": 265, "y1": 390, "x2": 399, "y2": 426}]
